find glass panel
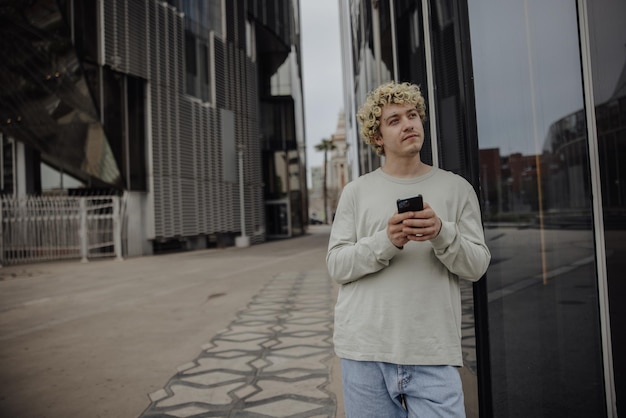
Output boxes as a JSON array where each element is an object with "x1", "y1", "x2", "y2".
[
  {"x1": 378, "y1": 0, "x2": 394, "y2": 80},
  {"x1": 71, "y1": 0, "x2": 98, "y2": 63},
  {"x1": 395, "y1": 0, "x2": 432, "y2": 166},
  {"x1": 468, "y1": 1, "x2": 606, "y2": 416},
  {"x1": 41, "y1": 162, "x2": 84, "y2": 192},
  {"x1": 200, "y1": 43, "x2": 210, "y2": 102},
  {"x1": 127, "y1": 76, "x2": 146, "y2": 191},
  {"x1": 270, "y1": 57, "x2": 292, "y2": 96},
  {"x1": 587, "y1": 0, "x2": 626, "y2": 411},
  {"x1": 208, "y1": 0, "x2": 222, "y2": 37},
  {"x1": 427, "y1": 1, "x2": 477, "y2": 414},
  {"x1": 185, "y1": 30, "x2": 197, "y2": 96},
  {"x1": 350, "y1": 0, "x2": 381, "y2": 176},
  {"x1": 182, "y1": 0, "x2": 195, "y2": 23}
]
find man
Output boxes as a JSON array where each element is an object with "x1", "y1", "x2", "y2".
[{"x1": 327, "y1": 81, "x2": 490, "y2": 418}]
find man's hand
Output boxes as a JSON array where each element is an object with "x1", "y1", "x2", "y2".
[
  {"x1": 388, "y1": 211, "x2": 415, "y2": 248},
  {"x1": 388, "y1": 202, "x2": 442, "y2": 247}
]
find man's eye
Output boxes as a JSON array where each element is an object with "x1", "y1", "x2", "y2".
[{"x1": 389, "y1": 119, "x2": 398, "y2": 125}]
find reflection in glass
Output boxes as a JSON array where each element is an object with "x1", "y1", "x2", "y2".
[
  {"x1": 349, "y1": 0, "x2": 383, "y2": 176},
  {"x1": 469, "y1": 0, "x2": 605, "y2": 416},
  {"x1": 180, "y1": 0, "x2": 222, "y2": 36},
  {"x1": 0, "y1": 1, "x2": 122, "y2": 189},
  {"x1": 253, "y1": 0, "x2": 306, "y2": 238},
  {"x1": 395, "y1": 1, "x2": 432, "y2": 166}
]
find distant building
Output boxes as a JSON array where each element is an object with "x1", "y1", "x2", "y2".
[
  {"x1": 308, "y1": 111, "x2": 351, "y2": 224},
  {"x1": 329, "y1": 111, "x2": 351, "y2": 203},
  {"x1": 308, "y1": 165, "x2": 325, "y2": 223},
  {"x1": 328, "y1": 111, "x2": 350, "y2": 213}
]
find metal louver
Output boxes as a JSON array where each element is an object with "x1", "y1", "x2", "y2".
[{"x1": 102, "y1": 0, "x2": 264, "y2": 243}]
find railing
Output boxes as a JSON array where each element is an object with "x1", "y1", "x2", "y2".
[{"x1": 0, "y1": 195, "x2": 126, "y2": 266}]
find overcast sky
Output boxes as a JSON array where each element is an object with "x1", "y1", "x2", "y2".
[{"x1": 300, "y1": 0, "x2": 344, "y2": 172}]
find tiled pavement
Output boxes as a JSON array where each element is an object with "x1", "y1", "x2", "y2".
[
  {"x1": 139, "y1": 270, "x2": 337, "y2": 418},
  {"x1": 136, "y1": 269, "x2": 477, "y2": 418},
  {"x1": 0, "y1": 223, "x2": 478, "y2": 418}
]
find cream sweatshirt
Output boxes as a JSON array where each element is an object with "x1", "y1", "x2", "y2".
[{"x1": 327, "y1": 167, "x2": 491, "y2": 366}]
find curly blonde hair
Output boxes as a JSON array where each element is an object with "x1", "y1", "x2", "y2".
[{"x1": 356, "y1": 81, "x2": 426, "y2": 156}]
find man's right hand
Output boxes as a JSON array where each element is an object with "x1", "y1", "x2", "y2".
[{"x1": 387, "y1": 211, "x2": 415, "y2": 249}]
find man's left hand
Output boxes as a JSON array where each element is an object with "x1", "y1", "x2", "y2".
[{"x1": 401, "y1": 202, "x2": 442, "y2": 241}]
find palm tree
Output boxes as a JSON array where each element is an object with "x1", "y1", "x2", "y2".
[{"x1": 315, "y1": 138, "x2": 336, "y2": 224}]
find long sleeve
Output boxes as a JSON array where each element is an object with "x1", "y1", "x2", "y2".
[
  {"x1": 429, "y1": 182, "x2": 491, "y2": 281},
  {"x1": 326, "y1": 183, "x2": 402, "y2": 285},
  {"x1": 327, "y1": 167, "x2": 490, "y2": 367}
]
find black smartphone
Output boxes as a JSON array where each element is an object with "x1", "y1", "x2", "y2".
[{"x1": 396, "y1": 195, "x2": 423, "y2": 213}]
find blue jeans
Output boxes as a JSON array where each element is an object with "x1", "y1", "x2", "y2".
[{"x1": 340, "y1": 359, "x2": 466, "y2": 418}]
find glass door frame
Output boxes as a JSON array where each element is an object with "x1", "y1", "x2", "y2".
[{"x1": 577, "y1": 0, "x2": 617, "y2": 415}]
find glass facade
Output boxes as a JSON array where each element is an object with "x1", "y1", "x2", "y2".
[
  {"x1": 0, "y1": 0, "x2": 123, "y2": 191},
  {"x1": 469, "y1": 1, "x2": 606, "y2": 416},
  {"x1": 340, "y1": 0, "x2": 624, "y2": 416},
  {"x1": 349, "y1": 0, "x2": 382, "y2": 175},
  {"x1": 251, "y1": 0, "x2": 308, "y2": 237}
]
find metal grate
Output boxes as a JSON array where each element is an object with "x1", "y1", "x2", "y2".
[{"x1": 0, "y1": 196, "x2": 124, "y2": 265}]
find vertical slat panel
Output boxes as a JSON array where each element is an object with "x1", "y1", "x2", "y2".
[
  {"x1": 109, "y1": 1, "x2": 266, "y2": 243},
  {"x1": 126, "y1": 0, "x2": 148, "y2": 78}
]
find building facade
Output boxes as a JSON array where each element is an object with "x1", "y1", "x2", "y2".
[
  {"x1": 339, "y1": 0, "x2": 625, "y2": 417},
  {"x1": 0, "y1": 0, "x2": 307, "y2": 255},
  {"x1": 329, "y1": 110, "x2": 350, "y2": 215}
]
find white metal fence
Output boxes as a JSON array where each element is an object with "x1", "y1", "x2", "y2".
[{"x1": 0, "y1": 195, "x2": 126, "y2": 266}]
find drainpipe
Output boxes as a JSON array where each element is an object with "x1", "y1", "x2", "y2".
[{"x1": 235, "y1": 144, "x2": 250, "y2": 247}]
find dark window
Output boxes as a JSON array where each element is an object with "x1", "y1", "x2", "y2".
[
  {"x1": 127, "y1": 76, "x2": 146, "y2": 191},
  {"x1": 185, "y1": 29, "x2": 212, "y2": 102},
  {"x1": 200, "y1": 43, "x2": 209, "y2": 101},
  {"x1": 72, "y1": 1, "x2": 98, "y2": 64},
  {"x1": 102, "y1": 67, "x2": 124, "y2": 167},
  {"x1": 185, "y1": 30, "x2": 197, "y2": 76},
  {"x1": 185, "y1": 30, "x2": 198, "y2": 97},
  {"x1": 102, "y1": 68, "x2": 146, "y2": 191},
  {"x1": 2, "y1": 139, "x2": 14, "y2": 195}
]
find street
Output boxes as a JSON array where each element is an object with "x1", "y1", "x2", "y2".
[{"x1": 0, "y1": 225, "x2": 340, "y2": 417}]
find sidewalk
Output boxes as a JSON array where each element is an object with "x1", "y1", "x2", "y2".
[{"x1": 0, "y1": 225, "x2": 343, "y2": 418}]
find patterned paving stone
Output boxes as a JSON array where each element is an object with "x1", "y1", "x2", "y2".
[{"x1": 139, "y1": 271, "x2": 336, "y2": 418}]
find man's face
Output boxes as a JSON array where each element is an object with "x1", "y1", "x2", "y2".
[{"x1": 375, "y1": 103, "x2": 424, "y2": 159}]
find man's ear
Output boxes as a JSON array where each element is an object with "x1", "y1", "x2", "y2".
[{"x1": 373, "y1": 134, "x2": 383, "y2": 145}]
